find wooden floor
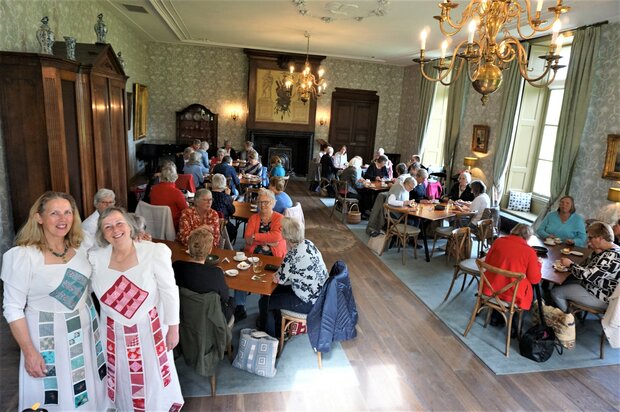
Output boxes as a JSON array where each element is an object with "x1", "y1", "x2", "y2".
[{"x1": 1, "y1": 180, "x2": 619, "y2": 411}]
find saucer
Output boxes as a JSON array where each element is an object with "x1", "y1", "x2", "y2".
[
  {"x1": 247, "y1": 257, "x2": 259, "y2": 263},
  {"x1": 237, "y1": 262, "x2": 251, "y2": 270},
  {"x1": 225, "y1": 269, "x2": 239, "y2": 277},
  {"x1": 544, "y1": 240, "x2": 556, "y2": 246},
  {"x1": 233, "y1": 255, "x2": 248, "y2": 262},
  {"x1": 553, "y1": 263, "x2": 568, "y2": 273},
  {"x1": 570, "y1": 250, "x2": 584, "y2": 256},
  {"x1": 561, "y1": 249, "x2": 571, "y2": 255}
]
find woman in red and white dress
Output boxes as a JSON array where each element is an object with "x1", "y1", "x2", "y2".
[{"x1": 89, "y1": 207, "x2": 184, "y2": 411}]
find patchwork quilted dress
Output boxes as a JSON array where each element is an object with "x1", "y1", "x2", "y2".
[
  {"x1": 1, "y1": 245, "x2": 108, "y2": 411},
  {"x1": 89, "y1": 241, "x2": 184, "y2": 411}
]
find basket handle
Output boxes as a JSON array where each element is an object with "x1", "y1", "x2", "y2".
[{"x1": 349, "y1": 203, "x2": 360, "y2": 213}]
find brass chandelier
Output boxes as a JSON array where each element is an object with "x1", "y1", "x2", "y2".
[
  {"x1": 413, "y1": 0, "x2": 570, "y2": 105},
  {"x1": 285, "y1": 32, "x2": 327, "y2": 103}
]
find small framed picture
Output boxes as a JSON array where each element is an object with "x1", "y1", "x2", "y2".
[
  {"x1": 602, "y1": 134, "x2": 620, "y2": 180},
  {"x1": 472, "y1": 125, "x2": 490, "y2": 153}
]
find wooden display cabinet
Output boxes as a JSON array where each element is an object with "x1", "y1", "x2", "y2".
[{"x1": 176, "y1": 103, "x2": 218, "y2": 148}]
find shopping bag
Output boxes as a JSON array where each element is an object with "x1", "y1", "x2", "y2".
[{"x1": 232, "y1": 328, "x2": 278, "y2": 377}]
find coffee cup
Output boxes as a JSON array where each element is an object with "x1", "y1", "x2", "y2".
[{"x1": 235, "y1": 251, "x2": 245, "y2": 259}]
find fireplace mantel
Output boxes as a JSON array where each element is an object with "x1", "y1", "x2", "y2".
[{"x1": 248, "y1": 129, "x2": 314, "y2": 176}]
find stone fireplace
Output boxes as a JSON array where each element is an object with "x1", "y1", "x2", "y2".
[{"x1": 248, "y1": 129, "x2": 314, "y2": 176}]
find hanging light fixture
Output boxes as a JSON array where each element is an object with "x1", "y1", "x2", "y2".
[
  {"x1": 284, "y1": 32, "x2": 327, "y2": 103},
  {"x1": 413, "y1": 0, "x2": 570, "y2": 105}
]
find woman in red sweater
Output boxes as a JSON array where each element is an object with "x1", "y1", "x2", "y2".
[
  {"x1": 243, "y1": 188, "x2": 286, "y2": 257},
  {"x1": 483, "y1": 223, "x2": 542, "y2": 312},
  {"x1": 149, "y1": 166, "x2": 188, "y2": 230}
]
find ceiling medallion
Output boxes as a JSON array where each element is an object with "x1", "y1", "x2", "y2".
[{"x1": 292, "y1": 0, "x2": 390, "y2": 23}]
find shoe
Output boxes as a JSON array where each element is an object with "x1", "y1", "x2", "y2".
[{"x1": 234, "y1": 305, "x2": 247, "y2": 321}]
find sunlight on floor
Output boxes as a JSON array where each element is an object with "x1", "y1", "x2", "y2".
[
  {"x1": 288, "y1": 364, "x2": 359, "y2": 391},
  {"x1": 366, "y1": 364, "x2": 403, "y2": 409}
]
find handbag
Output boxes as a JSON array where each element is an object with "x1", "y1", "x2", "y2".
[
  {"x1": 232, "y1": 328, "x2": 278, "y2": 377},
  {"x1": 519, "y1": 285, "x2": 563, "y2": 362},
  {"x1": 346, "y1": 203, "x2": 362, "y2": 224},
  {"x1": 367, "y1": 233, "x2": 387, "y2": 255},
  {"x1": 532, "y1": 300, "x2": 576, "y2": 349}
]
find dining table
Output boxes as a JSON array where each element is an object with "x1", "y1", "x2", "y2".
[
  {"x1": 232, "y1": 200, "x2": 256, "y2": 222},
  {"x1": 528, "y1": 237, "x2": 591, "y2": 285},
  {"x1": 155, "y1": 239, "x2": 280, "y2": 296}
]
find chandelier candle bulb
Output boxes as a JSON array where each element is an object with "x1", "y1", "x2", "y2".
[
  {"x1": 440, "y1": 40, "x2": 448, "y2": 59},
  {"x1": 551, "y1": 20, "x2": 561, "y2": 44},
  {"x1": 555, "y1": 34, "x2": 564, "y2": 50},
  {"x1": 536, "y1": 0, "x2": 544, "y2": 12},
  {"x1": 421, "y1": 30, "x2": 427, "y2": 50},
  {"x1": 468, "y1": 20, "x2": 476, "y2": 43}
]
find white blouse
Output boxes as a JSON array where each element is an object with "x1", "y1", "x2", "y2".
[{"x1": 89, "y1": 241, "x2": 180, "y2": 326}]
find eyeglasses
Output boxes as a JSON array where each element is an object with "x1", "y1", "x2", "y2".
[
  {"x1": 99, "y1": 201, "x2": 115, "y2": 206},
  {"x1": 257, "y1": 201, "x2": 271, "y2": 205}
]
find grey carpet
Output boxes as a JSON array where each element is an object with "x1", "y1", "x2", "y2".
[{"x1": 319, "y1": 197, "x2": 620, "y2": 374}]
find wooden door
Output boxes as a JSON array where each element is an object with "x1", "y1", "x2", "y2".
[{"x1": 328, "y1": 88, "x2": 378, "y2": 163}]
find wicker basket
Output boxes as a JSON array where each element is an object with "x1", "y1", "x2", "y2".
[{"x1": 346, "y1": 203, "x2": 361, "y2": 224}]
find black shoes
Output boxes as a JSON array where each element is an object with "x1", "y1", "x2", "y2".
[{"x1": 234, "y1": 305, "x2": 247, "y2": 321}]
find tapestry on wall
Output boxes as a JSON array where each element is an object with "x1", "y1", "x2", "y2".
[{"x1": 255, "y1": 68, "x2": 310, "y2": 124}]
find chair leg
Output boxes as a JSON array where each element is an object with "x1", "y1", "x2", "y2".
[
  {"x1": 463, "y1": 299, "x2": 481, "y2": 337},
  {"x1": 443, "y1": 266, "x2": 461, "y2": 301},
  {"x1": 430, "y1": 234, "x2": 439, "y2": 258},
  {"x1": 600, "y1": 331, "x2": 605, "y2": 359},
  {"x1": 317, "y1": 352, "x2": 322, "y2": 369},
  {"x1": 278, "y1": 317, "x2": 290, "y2": 358},
  {"x1": 413, "y1": 235, "x2": 418, "y2": 260},
  {"x1": 506, "y1": 311, "x2": 515, "y2": 357},
  {"x1": 210, "y1": 375, "x2": 216, "y2": 397}
]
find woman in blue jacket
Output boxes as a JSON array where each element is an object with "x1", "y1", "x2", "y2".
[{"x1": 536, "y1": 196, "x2": 587, "y2": 247}]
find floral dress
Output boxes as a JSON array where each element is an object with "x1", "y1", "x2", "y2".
[{"x1": 176, "y1": 207, "x2": 221, "y2": 246}]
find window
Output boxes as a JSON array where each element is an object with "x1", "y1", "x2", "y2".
[
  {"x1": 504, "y1": 39, "x2": 572, "y2": 208},
  {"x1": 421, "y1": 79, "x2": 450, "y2": 168}
]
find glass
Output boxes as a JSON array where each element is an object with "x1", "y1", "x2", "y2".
[{"x1": 252, "y1": 258, "x2": 264, "y2": 274}]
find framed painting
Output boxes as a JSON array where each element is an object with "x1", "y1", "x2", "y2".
[
  {"x1": 133, "y1": 83, "x2": 148, "y2": 140},
  {"x1": 472, "y1": 124, "x2": 490, "y2": 153},
  {"x1": 602, "y1": 134, "x2": 620, "y2": 180},
  {"x1": 126, "y1": 91, "x2": 133, "y2": 132}
]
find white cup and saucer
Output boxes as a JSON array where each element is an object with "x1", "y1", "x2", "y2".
[{"x1": 233, "y1": 251, "x2": 247, "y2": 262}]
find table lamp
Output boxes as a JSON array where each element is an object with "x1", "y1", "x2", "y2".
[
  {"x1": 608, "y1": 187, "x2": 620, "y2": 202},
  {"x1": 463, "y1": 156, "x2": 477, "y2": 171}
]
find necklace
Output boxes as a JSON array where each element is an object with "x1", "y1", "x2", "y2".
[{"x1": 49, "y1": 244, "x2": 69, "y2": 263}]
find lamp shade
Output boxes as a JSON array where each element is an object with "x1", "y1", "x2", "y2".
[
  {"x1": 608, "y1": 187, "x2": 620, "y2": 202},
  {"x1": 463, "y1": 157, "x2": 477, "y2": 167}
]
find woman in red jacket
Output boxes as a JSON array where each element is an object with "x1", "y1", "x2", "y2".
[
  {"x1": 483, "y1": 223, "x2": 542, "y2": 317},
  {"x1": 150, "y1": 166, "x2": 188, "y2": 230}
]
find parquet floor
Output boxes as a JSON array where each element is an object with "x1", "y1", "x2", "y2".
[{"x1": 1, "y1": 180, "x2": 618, "y2": 411}]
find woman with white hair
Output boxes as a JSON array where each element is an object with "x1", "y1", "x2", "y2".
[
  {"x1": 340, "y1": 156, "x2": 365, "y2": 199},
  {"x1": 183, "y1": 151, "x2": 209, "y2": 188},
  {"x1": 198, "y1": 141, "x2": 210, "y2": 170},
  {"x1": 82, "y1": 188, "x2": 116, "y2": 237},
  {"x1": 240, "y1": 149, "x2": 262, "y2": 176},
  {"x1": 444, "y1": 171, "x2": 475, "y2": 202},
  {"x1": 177, "y1": 188, "x2": 220, "y2": 247},
  {"x1": 210, "y1": 147, "x2": 226, "y2": 169},
  {"x1": 320, "y1": 146, "x2": 338, "y2": 182},
  {"x1": 453, "y1": 180, "x2": 490, "y2": 227},
  {"x1": 257, "y1": 217, "x2": 328, "y2": 337},
  {"x1": 150, "y1": 166, "x2": 188, "y2": 230},
  {"x1": 211, "y1": 173, "x2": 237, "y2": 241}
]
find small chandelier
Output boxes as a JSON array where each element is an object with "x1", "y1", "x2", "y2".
[
  {"x1": 285, "y1": 32, "x2": 327, "y2": 103},
  {"x1": 413, "y1": 0, "x2": 570, "y2": 105}
]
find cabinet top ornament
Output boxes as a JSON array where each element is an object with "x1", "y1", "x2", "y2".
[{"x1": 95, "y1": 13, "x2": 108, "y2": 44}]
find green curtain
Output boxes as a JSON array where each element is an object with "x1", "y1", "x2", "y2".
[
  {"x1": 490, "y1": 44, "x2": 528, "y2": 206},
  {"x1": 535, "y1": 25, "x2": 601, "y2": 226},
  {"x1": 416, "y1": 68, "x2": 438, "y2": 154},
  {"x1": 442, "y1": 60, "x2": 468, "y2": 183}
]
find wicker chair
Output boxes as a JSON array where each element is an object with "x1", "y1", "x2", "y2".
[
  {"x1": 330, "y1": 179, "x2": 359, "y2": 222},
  {"x1": 384, "y1": 204, "x2": 421, "y2": 264}
]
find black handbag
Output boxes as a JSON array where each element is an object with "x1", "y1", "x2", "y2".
[{"x1": 519, "y1": 285, "x2": 563, "y2": 362}]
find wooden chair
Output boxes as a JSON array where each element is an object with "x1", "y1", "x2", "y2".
[
  {"x1": 135, "y1": 200, "x2": 176, "y2": 241},
  {"x1": 431, "y1": 212, "x2": 476, "y2": 260},
  {"x1": 278, "y1": 309, "x2": 322, "y2": 368},
  {"x1": 567, "y1": 301, "x2": 606, "y2": 359},
  {"x1": 384, "y1": 204, "x2": 421, "y2": 264},
  {"x1": 218, "y1": 218, "x2": 234, "y2": 250},
  {"x1": 463, "y1": 259, "x2": 526, "y2": 357},
  {"x1": 443, "y1": 227, "x2": 478, "y2": 301},
  {"x1": 282, "y1": 175, "x2": 290, "y2": 191},
  {"x1": 330, "y1": 179, "x2": 359, "y2": 222},
  {"x1": 472, "y1": 218, "x2": 494, "y2": 257}
]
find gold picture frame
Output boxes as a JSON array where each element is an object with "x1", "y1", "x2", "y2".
[
  {"x1": 602, "y1": 134, "x2": 620, "y2": 180},
  {"x1": 472, "y1": 124, "x2": 490, "y2": 153},
  {"x1": 133, "y1": 83, "x2": 148, "y2": 140}
]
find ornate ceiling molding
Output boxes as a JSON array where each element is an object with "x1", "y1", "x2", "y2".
[{"x1": 291, "y1": 0, "x2": 390, "y2": 23}]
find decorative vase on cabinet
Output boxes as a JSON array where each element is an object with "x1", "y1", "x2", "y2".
[{"x1": 36, "y1": 16, "x2": 54, "y2": 54}]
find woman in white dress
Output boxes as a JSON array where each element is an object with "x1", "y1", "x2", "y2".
[
  {"x1": 88, "y1": 207, "x2": 184, "y2": 411},
  {"x1": 1, "y1": 192, "x2": 107, "y2": 411}
]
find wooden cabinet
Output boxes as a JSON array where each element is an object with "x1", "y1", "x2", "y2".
[
  {"x1": 176, "y1": 104, "x2": 218, "y2": 148},
  {"x1": 328, "y1": 88, "x2": 379, "y2": 163},
  {"x1": 0, "y1": 43, "x2": 128, "y2": 229}
]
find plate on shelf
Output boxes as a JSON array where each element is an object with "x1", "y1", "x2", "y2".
[
  {"x1": 237, "y1": 262, "x2": 251, "y2": 270},
  {"x1": 184, "y1": 112, "x2": 193, "y2": 120},
  {"x1": 225, "y1": 269, "x2": 239, "y2": 277},
  {"x1": 193, "y1": 113, "x2": 202, "y2": 121}
]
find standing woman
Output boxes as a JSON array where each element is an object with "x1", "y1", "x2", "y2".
[
  {"x1": 89, "y1": 207, "x2": 184, "y2": 411},
  {"x1": 1, "y1": 192, "x2": 107, "y2": 411}
]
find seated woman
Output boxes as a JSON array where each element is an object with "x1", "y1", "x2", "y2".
[
  {"x1": 340, "y1": 156, "x2": 365, "y2": 199},
  {"x1": 443, "y1": 171, "x2": 475, "y2": 202},
  {"x1": 453, "y1": 180, "x2": 490, "y2": 227},
  {"x1": 320, "y1": 146, "x2": 338, "y2": 182},
  {"x1": 483, "y1": 224, "x2": 542, "y2": 318},
  {"x1": 536, "y1": 195, "x2": 587, "y2": 247},
  {"x1": 239, "y1": 140, "x2": 254, "y2": 161},
  {"x1": 240, "y1": 149, "x2": 262, "y2": 176},
  {"x1": 270, "y1": 155, "x2": 286, "y2": 177},
  {"x1": 258, "y1": 217, "x2": 328, "y2": 337},
  {"x1": 177, "y1": 188, "x2": 220, "y2": 247},
  {"x1": 210, "y1": 173, "x2": 237, "y2": 241},
  {"x1": 150, "y1": 166, "x2": 188, "y2": 230},
  {"x1": 173, "y1": 227, "x2": 234, "y2": 321},
  {"x1": 364, "y1": 155, "x2": 389, "y2": 181},
  {"x1": 183, "y1": 151, "x2": 209, "y2": 188},
  {"x1": 552, "y1": 221, "x2": 620, "y2": 312},
  {"x1": 234, "y1": 188, "x2": 286, "y2": 320},
  {"x1": 269, "y1": 176, "x2": 293, "y2": 213},
  {"x1": 210, "y1": 148, "x2": 226, "y2": 169}
]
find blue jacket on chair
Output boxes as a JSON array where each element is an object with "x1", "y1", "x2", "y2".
[{"x1": 307, "y1": 260, "x2": 358, "y2": 353}]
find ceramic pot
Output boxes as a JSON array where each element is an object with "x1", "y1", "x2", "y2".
[
  {"x1": 94, "y1": 13, "x2": 107, "y2": 43},
  {"x1": 64, "y1": 36, "x2": 76, "y2": 60},
  {"x1": 36, "y1": 16, "x2": 54, "y2": 54}
]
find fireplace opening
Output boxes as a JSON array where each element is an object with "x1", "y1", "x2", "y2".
[{"x1": 248, "y1": 129, "x2": 314, "y2": 177}]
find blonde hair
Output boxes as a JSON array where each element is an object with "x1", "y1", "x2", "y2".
[
  {"x1": 270, "y1": 155, "x2": 282, "y2": 167},
  {"x1": 15, "y1": 191, "x2": 84, "y2": 251},
  {"x1": 588, "y1": 221, "x2": 614, "y2": 242},
  {"x1": 269, "y1": 176, "x2": 285, "y2": 193},
  {"x1": 188, "y1": 226, "x2": 214, "y2": 260}
]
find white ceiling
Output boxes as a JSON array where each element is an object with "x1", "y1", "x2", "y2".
[{"x1": 105, "y1": 0, "x2": 620, "y2": 66}]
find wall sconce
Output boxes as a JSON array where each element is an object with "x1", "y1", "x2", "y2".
[
  {"x1": 230, "y1": 111, "x2": 240, "y2": 121},
  {"x1": 608, "y1": 187, "x2": 620, "y2": 202},
  {"x1": 463, "y1": 156, "x2": 477, "y2": 170},
  {"x1": 318, "y1": 116, "x2": 327, "y2": 126}
]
